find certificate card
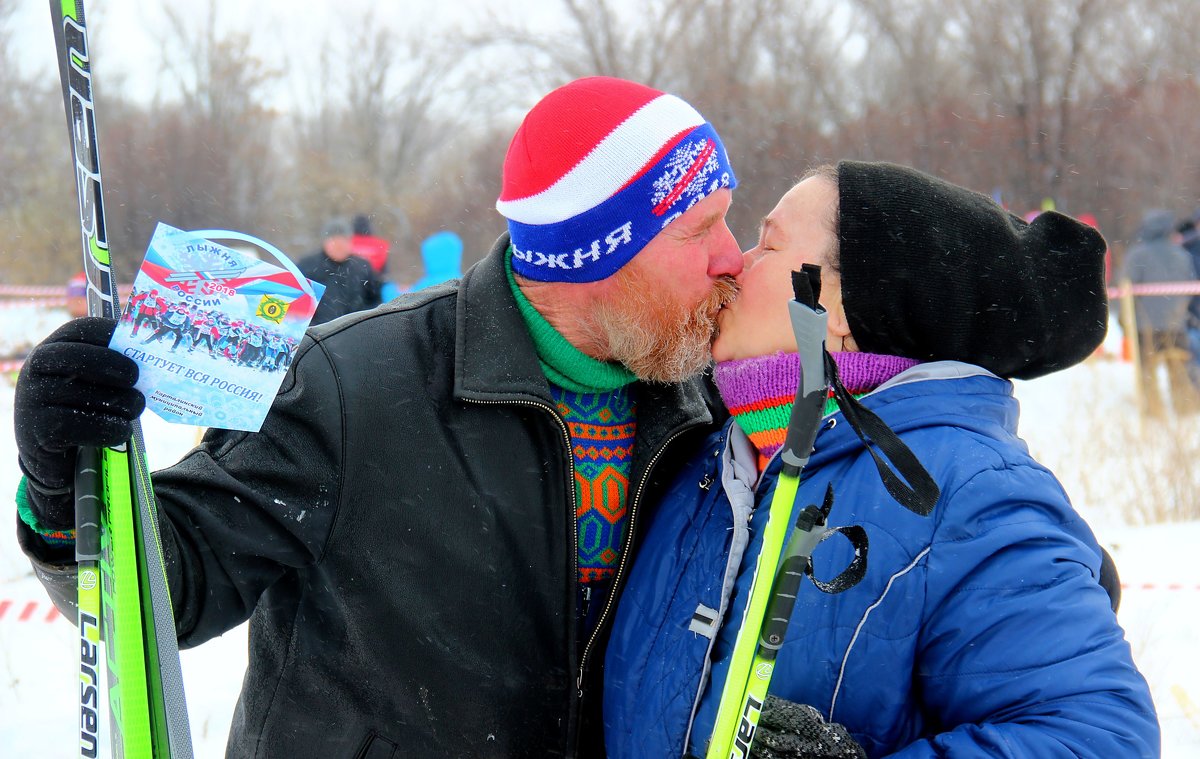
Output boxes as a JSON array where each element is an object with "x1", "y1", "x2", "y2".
[{"x1": 110, "y1": 223, "x2": 325, "y2": 432}]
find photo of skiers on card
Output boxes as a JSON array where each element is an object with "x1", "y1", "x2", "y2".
[
  {"x1": 109, "y1": 223, "x2": 325, "y2": 432},
  {"x1": 123, "y1": 291, "x2": 299, "y2": 372}
]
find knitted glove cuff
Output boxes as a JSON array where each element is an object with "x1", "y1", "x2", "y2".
[{"x1": 16, "y1": 477, "x2": 76, "y2": 545}]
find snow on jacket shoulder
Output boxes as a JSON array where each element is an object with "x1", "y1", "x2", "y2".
[{"x1": 604, "y1": 364, "x2": 1159, "y2": 759}]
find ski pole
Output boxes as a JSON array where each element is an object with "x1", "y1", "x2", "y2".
[
  {"x1": 75, "y1": 445, "x2": 103, "y2": 759},
  {"x1": 49, "y1": 2, "x2": 193, "y2": 756},
  {"x1": 706, "y1": 267, "x2": 830, "y2": 759}
]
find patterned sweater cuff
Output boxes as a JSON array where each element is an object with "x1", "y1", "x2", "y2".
[{"x1": 16, "y1": 477, "x2": 76, "y2": 546}]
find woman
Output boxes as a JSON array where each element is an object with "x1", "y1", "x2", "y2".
[{"x1": 603, "y1": 161, "x2": 1159, "y2": 758}]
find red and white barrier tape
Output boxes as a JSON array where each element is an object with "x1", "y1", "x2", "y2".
[
  {"x1": 1108, "y1": 281, "x2": 1200, "y2": 297},
  {"x1": 0, "y1": 598, "x2": 62, "y2": 623},
  {"x1": 0, "y1": 285, "x2": 67, "y2": 297},
  {"x1": 0, "y1": 284, "x2": 134, "y2": 299},
  {"x1": 1120, "y1": 582, "x2": 1200, "y2": 592},
  {"x1": 0, "y1": 297, "x2": 68, "y2": 310}
]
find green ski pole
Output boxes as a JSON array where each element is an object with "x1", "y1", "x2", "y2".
[
  {"x1": 49, "y1": 1, "x2": 194, "y2": 756},
  {"x1": 75, "y1": 445, "x2": 103, "y2": 758},
  {"x1": 706, "y1": 267, "x2": 830, "y2": 759}
]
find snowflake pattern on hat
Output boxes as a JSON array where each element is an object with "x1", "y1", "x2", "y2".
[{"x1": 651, "y1": 138, "x2": 729, "y2": 226}]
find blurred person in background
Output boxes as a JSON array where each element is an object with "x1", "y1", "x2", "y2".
[
  {"x1": 350, "y1": 212, "x2": 391, "y2": 276},
  {"x1": 1175, "y1": 208, "x2": 1200, "y2": 387},
  {"x1": 297, "y1": 215, "x2": 384, "y2": 325},
  {"x1": 64, "y1": 271, "x2": 87, "y2": 318},
  {"x1": 350, "y1": 212, "x2": 402, "y2": 301},
  {"x1": 1121, "y1": 209, "x2": 1199, "y2": 417},
  {"x1": 404, "y1": 230, "x2": 463, "y2": 293}
]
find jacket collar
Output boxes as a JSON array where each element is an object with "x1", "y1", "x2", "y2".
[
  {"x1": 807, "y1": 364, "x2": 1017, "y2": 471},
  {"x1": 454, "y1": 233, "x2": 715, "y2": 451},
  {"x1": 454, "y1": 233, "x2": 550, "y2": 403},
  {"x1": 723, "y1": 365, "x2": 1016, "y2": 502}
]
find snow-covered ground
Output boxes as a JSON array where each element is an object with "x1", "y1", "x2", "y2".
[{"x1": 1, "y1": 304, "x2": 1198, "y2": 757}]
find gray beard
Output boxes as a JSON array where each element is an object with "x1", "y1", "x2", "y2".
[{"x1": 585, "y1": 274, "x2": 739, "y2": 384}]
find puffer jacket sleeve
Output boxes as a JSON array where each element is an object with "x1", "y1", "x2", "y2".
[
  {"x1": 887, "y1": 463, "x2": 1159, "y2": 758},
  {"x1": 152, "y1": 335, "x2": 344, "y2": 647}
]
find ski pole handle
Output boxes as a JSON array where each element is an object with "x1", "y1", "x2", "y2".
[
  {"x1": 758, "y1": 506, "x2": 825, "y2": 654},
  {"x1": 75, "y1": 446, "x2": 102, "y2": 562},
  {"x1": 76, "y1": 445, "x2": 103, "y2": 759}
]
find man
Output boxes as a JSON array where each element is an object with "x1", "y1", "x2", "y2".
[
  {"x1": 14, "y1": 77, "x2": 741, "y2": 757},
  {"x1": 1177, "y1": 209, "x2": 1200, "y2": 387},
  {"x1": 1121, "y1": 209, "x2": 1199, "y2": 416},
  {"x1": 350, "y1": 212, "x2": 391, "y2": 275},
  {"x1": 297, "y1": 215, "x2": 384, "y2": 325}
]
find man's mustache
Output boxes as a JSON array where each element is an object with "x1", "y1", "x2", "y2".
[{"x1": 707, "y1": 276, "x2": 740, "y2": 314}]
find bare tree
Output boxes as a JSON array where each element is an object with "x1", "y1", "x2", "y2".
[
  {"x1": 472, "y1": 0, "x2": 694, "y2": 89},
  {"x1": 940, "y1": 0, "x2": 1119, "y2": 210},
  {"x1": 847, "y1": 0, "x2": 962, "y2": 171},
  {"x1": 0, "y1": 0, "x2": 86, "y2": 285},
  {"x1": 8, "y1": 0, "x2": 1200, "y2": 287},
  {"x1": 87, "y1": 0, "x2": 284, "y2": 268}
]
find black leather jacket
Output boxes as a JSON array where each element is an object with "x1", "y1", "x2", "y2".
[{"x1": 24, "y1": 235, "x2": 721, "y2": 757}]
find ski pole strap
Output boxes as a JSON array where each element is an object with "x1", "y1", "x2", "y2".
[
  {"x1": 16, "y1": 478, "x2": 77, "y2": 545},
  {"x1": 825, "y1": 352, "x2": 939, "y2": 516},
  {"x1": 807, "y1": 525, "x2": 869, "y2": 594}
]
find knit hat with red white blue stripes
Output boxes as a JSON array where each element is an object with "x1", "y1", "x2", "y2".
[{"x1": 496, "y1": 77, "x2": 737, "y2": 283}]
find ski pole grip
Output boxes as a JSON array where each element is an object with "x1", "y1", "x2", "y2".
[
  {"x1": 758, "y1": 554, "x2": 806, "y2": 655},
  {"x1": 779, "y1": 298, "x2": 828, "y2": 476},
  {"x1": 74, "y1": 446, "x2": 102, "y2": 562},
  {"x1": 759, "y1": 506, "x2": 825, "y2": 653}
]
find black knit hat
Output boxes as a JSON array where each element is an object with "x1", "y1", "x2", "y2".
[{"x1": 835, "y1": 161, "x2": 1109, "y2": 380}]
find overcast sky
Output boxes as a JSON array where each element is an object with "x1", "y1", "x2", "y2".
[{"x1": 10, "y1": 0, "x2": 571, "y2": 110}]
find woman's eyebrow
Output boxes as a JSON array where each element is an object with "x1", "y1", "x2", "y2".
[{"x1": 760, "y1": 217, "x2": 782, "y2": 242}]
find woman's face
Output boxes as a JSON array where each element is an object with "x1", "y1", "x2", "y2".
[{"x1": 712, "y1": 175, "x2": 844, "y2": 362}]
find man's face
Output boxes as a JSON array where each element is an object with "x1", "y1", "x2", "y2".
[
  {"x1": 586, "y1": 189, "x2": 743, "y2": 383},
  {"x1": 324, "y1": 235, "x2": 354, "y2": 262}
]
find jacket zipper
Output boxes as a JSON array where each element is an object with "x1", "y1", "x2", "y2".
[
  {"x1": 576, "y1": 425, "x2": 695, "y2": 692},
  {"x1": 465, "y1": 397, "x2": 701, "y2": 748}
]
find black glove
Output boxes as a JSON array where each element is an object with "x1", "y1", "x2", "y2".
[
  {"x1": 749, "y1": 696, "x2": 866, "y2": 759},
  {"x1": 14, "y1": 317, "x2": 144, "y2": 530}
]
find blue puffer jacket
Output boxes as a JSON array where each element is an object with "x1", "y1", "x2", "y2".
[{"x1": 604, "y1": 363, "x2": 1159, "y2": 758}]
